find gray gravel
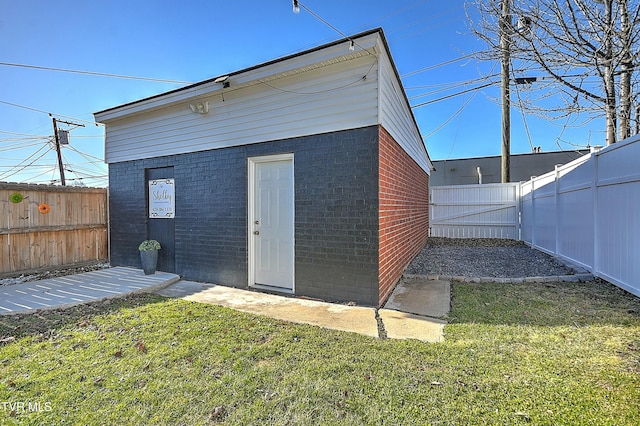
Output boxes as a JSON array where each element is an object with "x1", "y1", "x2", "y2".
[
  {"x1": 406, "y1": 238, "x2": 575, "y2": 278},
  {"x1": 0, "y1": 239, "x2": 577, "y2": 287},
  {"x1": 0, "y1": 263, "x2": 110, "y2": 287}
]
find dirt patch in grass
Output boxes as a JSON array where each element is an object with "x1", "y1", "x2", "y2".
[{"x1": 0, "y1": 293, "x2": 164, "y2": 341}]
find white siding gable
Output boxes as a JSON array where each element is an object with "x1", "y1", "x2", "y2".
[
  {"x1": 101, "y1": 56, "x2": 378, "y2": 164},
  {"x1": 378, "y1": 44, "x2": 432, "y2": 174},
  {"x1": 95, "y1": 29, "x2": 431, "y2": 173}
]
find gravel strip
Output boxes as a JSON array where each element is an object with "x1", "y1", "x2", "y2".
[
  {"x1": 406, "y1": 238, "x2": 576, "y2": 279},
  {"x1": 0, "y1": 263, "x2": 110, "y2": 287},
  {"x1": 0, "y1": 239, "x2": 580, "y2": 288}
]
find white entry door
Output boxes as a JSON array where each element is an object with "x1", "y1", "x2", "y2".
[{"x1": 249, "y1": 154, "x2": 294, "y2": 291}]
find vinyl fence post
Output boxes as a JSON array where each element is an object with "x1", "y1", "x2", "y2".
[
  {"x1": 592, "y1": 151, "x2": 599, "y2": 276},
  {"x1": 515, "y1": 182, "x2": 522, "y2": 241},
  {"x1": 555, "y1": 164, "x2": 561, "y2": 256},
  {"x1": 530, "y1": 177, "x2": 536, "y2": 248}
]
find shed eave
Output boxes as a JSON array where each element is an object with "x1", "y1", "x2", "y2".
[{"x1": 94, "y1": 29, "x2": 383, "y2": 124}]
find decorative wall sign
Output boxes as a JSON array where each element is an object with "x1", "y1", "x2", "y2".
[{"x1": 149, "y1": 179, "x2": 175, "y2": 218}]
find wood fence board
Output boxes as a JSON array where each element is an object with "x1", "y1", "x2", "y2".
[{"x1": 1, "y1": 183, "x2": 108, "y2": 275}]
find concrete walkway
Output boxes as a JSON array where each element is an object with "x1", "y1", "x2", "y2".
[
  {"x1": 0, "y1": 268, "x2": 449, "y2": 343},
  {"x1": 157, "y1": 277, "x2": 449, "y2": 343},
  {"x1": 381, "y1": 276, "x2": 449, "y2": 341},
  {"x1": 0, "y1": 267, "x2": 179, "y2": 315}
]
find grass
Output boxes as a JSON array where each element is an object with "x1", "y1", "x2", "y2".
[{"x1": 0, "y1": 281, "x2": 639, "y2": 425}]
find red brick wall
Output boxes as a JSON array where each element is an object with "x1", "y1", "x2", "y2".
[{"x1": 378, "y1": 126, "x2": 430, "y2": 305}]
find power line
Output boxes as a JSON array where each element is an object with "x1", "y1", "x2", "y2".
[
  {"x1": 0, "y1": 141, "x2": 48, "y2": 153},
  {"x1": 66, "y1": 145, "x2": 105, "y2": 163},
  {"x1": 0, "y1": 130, "x2": 47, "y2": 137},
  {"x1": 15, "y1": 165, "x2": 58, "y2": 184},
  {"x1": 0, "y1": 99, "x2": 104, "y2": 126},
  {"x1": 294, "y1": 1, "x2": 347, "y2": 38},
  {"x1": 0, "y1": 163, "x2": 52, "y2": 169},
  {"x1": 0, "y1": 137, "x2": 47, "y2": 141},
  {"x1": 422, "y1": 61, "x2": 499, "y2": 142},
  {"x1": 408, "y1": 75, "x2": 501, "y2": 100},
  {"x1": 423, "y1": 92, "x2": 478, "y2": 140},
  {"x1": 0, "y1": 143, "x2": 52, "y2": 181},
  {"x1": 405, "y1": 74, "x2": 501, "y2": 90},
  {"x1": 281, "y1": 0, "x2": 429, "y2": 60},
  {"x1": 390, "y1": 17, "x2": 462, "y2": 43},
  {"x1": 0, "y1": 99, "x2": 50, "y2": 115},
  {"x1": 401, "y1": 53, "x2": 479, "y2": 78},
  {"x1": 411, "y1": 82, "x2": 496, "y2": 109},
  {"x1": 0, "y1": 61, "x2": 193, "y2": 84},
  {"x1": 293, "y1": 1, "x2": 374, "y2": 54},
  {"x1": 511, "y1": 60, "x2": 535, "y2": 152},
  {"x1": 259, "y1": 59, "x2": 377, "y2": 95},
  {"x1": 351, "y1": 0, "x2": 432, "y2": 32},
  {"x1": 384, "y1": 4, "x2": 459, "y2": 42},
  {"x1": 0, "y1": 130, "x2": 106, "y2": 185},
  {"x1": 60, "y1": 145, "x2": 107, "y2": 186}
]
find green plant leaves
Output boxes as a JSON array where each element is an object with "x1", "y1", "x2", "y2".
[{"x1": 9, "y1": 192, "x2": 24, "y2": 204}]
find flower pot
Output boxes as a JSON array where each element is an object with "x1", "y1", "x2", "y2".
[{"x1": 140, "y1": 250, "x2": 159, "y2": 275}]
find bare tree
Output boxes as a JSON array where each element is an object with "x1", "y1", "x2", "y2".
[
  {"x1": 467, "y1": 0, "x2": 640, "y2": 146},
  {"x1": 618, "y1": 0, "x2": 636, "y2": 139}
]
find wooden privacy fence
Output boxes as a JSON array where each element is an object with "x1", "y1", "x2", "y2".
[{"x1": 0, "y1": 183, "x2": 108, "y2": 276}]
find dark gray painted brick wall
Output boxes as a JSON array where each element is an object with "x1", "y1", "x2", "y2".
[
  {"x1": 108, "y1": 126, "x2": 380, "y2": 305},
  {"x1": 108, "y1": 162, "x2": 148, "y2": 267}
]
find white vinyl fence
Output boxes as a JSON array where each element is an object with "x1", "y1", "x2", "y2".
[
  {"x1": 430, "y1": 183, "x2": 520, "y2": 239},
  {"x1": 521, "y1": 136, "x2": 640, "y2": 298},
  {"x1": 429, "y1": 135, "x2": 640, "y2": 297}
]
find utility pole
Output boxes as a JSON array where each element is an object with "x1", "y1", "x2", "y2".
[
  {"x1": 500, "y1": 0, "x2": 511, "y2": 182},
  {"x1": 52, "y1": 118, "x2": 66, "y2": 186},
  {"x1": 51, "y1": 117, "x2": 85, "y2": 186}
]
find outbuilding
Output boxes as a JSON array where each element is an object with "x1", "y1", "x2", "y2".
[{"x1": 94, "y1": 28, "x2": 433, "y2": 306}]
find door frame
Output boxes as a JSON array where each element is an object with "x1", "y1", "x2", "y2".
[{"x1": 247, "y1": 153, "x2": 295, "y2": 293}]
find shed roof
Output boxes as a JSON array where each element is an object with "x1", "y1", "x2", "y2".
[
  {"x1": 94, "y1": 28, "x2": 432, "y2": 170},
  {"x1": 96, "y1": 28, "x2": 382, "y2": 117}
]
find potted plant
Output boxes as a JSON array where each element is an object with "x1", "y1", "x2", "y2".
[{"x1": 138, "y1": 239, "x2": 161, "y2": 275}]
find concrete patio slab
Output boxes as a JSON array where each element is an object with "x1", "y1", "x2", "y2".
[
  {"x1": 383, "y1": 277, "x2": 450, "y2": 318},
  {"x1": 0, "y1": 267, "x2": 180, "y2": 315}
]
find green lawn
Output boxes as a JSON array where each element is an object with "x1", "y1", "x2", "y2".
[{"x1": 1, "y1": 280, "x2": 639, "y2": 425}]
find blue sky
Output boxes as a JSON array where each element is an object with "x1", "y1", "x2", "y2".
[{"x1": 0, "y1": 0, "x2": 603, "y2": 186}]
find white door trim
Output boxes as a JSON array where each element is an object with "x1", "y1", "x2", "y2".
[{"x1": 248, "y1": 153, "x2": 295, "y2": 293}]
